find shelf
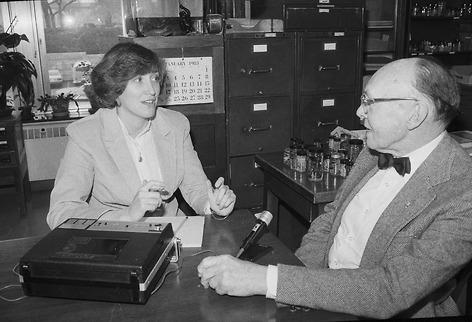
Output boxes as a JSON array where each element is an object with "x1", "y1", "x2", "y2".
[
  {"x1": 367, "y1": 26, "x2": 394, "y2": 32},
  {"x1": 410, "y1": 51, "x2": 472, "y2": 57},
  {"x1": 410, "y1": 15, "x2": 471, "y2": 21},
  {"x1": 366, "y1": 50, "x2": 395, "y2": 55}
]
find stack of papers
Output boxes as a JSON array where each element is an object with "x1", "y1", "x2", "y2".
[{"x1": 144, "y1": 216, "x2": 205, "y2": 247}]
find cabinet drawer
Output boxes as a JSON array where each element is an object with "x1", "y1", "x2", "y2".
[
  {"x1": 229, "y1": 96, "x2": 291, "y2": 155},
  {"x1": 300, "y1": 35, "x2": 360, "y2": 92},
  {"x1": 230, "y1": 155, "x2": 264, "y2": 209},
  {"x1": 284, "y1": 4, "x2": 364, "y2": 31},
  {"x1": 226, "y1": 36, "x2": 294, "y2": 97},
  {"x1": 0, "y1": 151, "x2": 17, "y2": 167},
  {"x1": 299, "y1": 93, "x2": 357, "y2": 142},
  {"x1": 0, "y1": 125, "x2": 14, "y2": 151}
]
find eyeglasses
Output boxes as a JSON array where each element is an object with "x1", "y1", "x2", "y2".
[{"x1": 360, "y1": 93, "x2": 418, "y2": 113}]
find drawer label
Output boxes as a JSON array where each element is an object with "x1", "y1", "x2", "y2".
[
  {"x1": 322, "y1": 99, "x2": 335, "y2": 107},
  {"x1": 319, "y1": 8, "x2": 330, "y2": 13},
  {"x1": 319, "y1": 0, "x2": 330, "y2": 3},
  {"x1": 253, "y1": 44, "x2": 268, "y2": 53},
  {"x1": 253, "y1": 103, "x2": 268, "y2": 111},
  {"x1": 324, "y1": 42, "x2": 337, "y2": 51},
  {"x1": 0, "y1": 140, "x2": 7, "y2": 145}
]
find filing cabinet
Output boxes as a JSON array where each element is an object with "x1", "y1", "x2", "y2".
[
  {"x1": 283, "y1": 1, "x2": 365, "y2": 31},
  {"x1": 225, "y1": 32, "x2": 295, "y2": 209},
  {"x1": 0, "y1": 114, "x2": 30, "y2": 215},
  {"x1": 229, "y1": 155, "x2": 265, "y2": 209},
  {"x1": 228, "y1": 96, "x2": 291, "y2": 155},
  {"x1": 296, "y1": 30, "x2": 364, "y2": 141},
  {"x1": 299, "y1": 34, "x2": 360, "y2": 93}
]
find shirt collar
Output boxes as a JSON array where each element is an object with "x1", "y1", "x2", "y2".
[{"x1": 116, "y1": 111, "x2": 152, "y2": 140}]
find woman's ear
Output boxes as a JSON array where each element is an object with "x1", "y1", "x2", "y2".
[{"x1": 407, "y1": 101, "x2": 428, "y2": 130}]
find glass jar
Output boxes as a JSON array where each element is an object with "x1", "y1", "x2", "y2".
[
  {"x1": 330, "y1": 152, "x2": 342, "y2": 176},
  {"x1": 295, "y1": 147, "x2": 307, "y2": 172},
  {"x1": 289, "y1": 139, "x2": 298, "y2": 170},
  {"x1": 308, "y1": 150, "x2": 324, "y2": 182},
  {"x1": 333, "y1": 136, "x2": 341, "y2": 152},
  {"x1": 323, "y1": 152, "x2": 331, "y2": 173},
  {"x1": 340, "y1": 133, "x2": 351, "y2": 151}
]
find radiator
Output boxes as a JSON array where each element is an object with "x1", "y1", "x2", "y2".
[{"x1": 23, "y1": 120, "x2": 74, "y2": 181}]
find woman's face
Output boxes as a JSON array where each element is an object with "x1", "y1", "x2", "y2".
[{"x1": 117, "y1": 72, "x2": 161, "y2": 120}]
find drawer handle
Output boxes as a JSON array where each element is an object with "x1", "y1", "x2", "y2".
[
  {"x1": 244, "y1": 182, "x2": 264, "y2": 188},
  {"x1": 317, "y1": 120, "x2": 339, "y2": 127},
  {"x1": 240, "y1": 67, "x2": 273, "y2": 75},
  {"x1": 243, "y1": 125, "x2": 273, "y2": 134},
  {"x1": 0, "y1": 155, "x2": 11, "y2": 163},
  {"x1": 318, "y1": 65, "x2": 340, "y2": 71}
]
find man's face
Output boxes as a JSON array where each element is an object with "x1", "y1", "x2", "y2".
[{"x1": 356, "y1": 62, "x2": 419, "y2": 155}]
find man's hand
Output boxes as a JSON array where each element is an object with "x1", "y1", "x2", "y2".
[
  {"x1": 197, "y1": 255, "x2": 267, "y2": 296},
  {"x1": 207, "y1": 177, "x2": 236, "y2": 217}
]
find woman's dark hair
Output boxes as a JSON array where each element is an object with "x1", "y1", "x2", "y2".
[
  {"x1": 413, "y1": 57, "x2": 460, "y2": 125},
  {"x1": 84, "y1": 43, "x2": 163, "y2": 110}
]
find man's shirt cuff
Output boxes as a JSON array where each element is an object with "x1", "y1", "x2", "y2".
[{"x1": 266, "y1": 264, "x2": 278, "y2": 299}]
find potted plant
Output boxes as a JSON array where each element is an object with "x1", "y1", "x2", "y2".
[
  {"x1": 0, "y1": 22, "x2": 37, "y2": 118},
  {"x1": 37, "y1": 93, "x2": 79, "y2": 119}
]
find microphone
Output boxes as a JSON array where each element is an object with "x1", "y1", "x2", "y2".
[{"x1": 236, "y1": 211, "x2": 273, "y2": 259}]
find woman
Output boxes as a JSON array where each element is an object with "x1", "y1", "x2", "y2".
[{"x1": 46, "y1": 43, "x2": 236, "y2": 229}]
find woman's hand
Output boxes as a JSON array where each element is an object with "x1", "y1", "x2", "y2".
[
  {"x1": 126, "y1": 180, "x2": 167, "y2": 221},
  {"x1": 207, "y1": 177, "x2": 236, "y2": 217}
]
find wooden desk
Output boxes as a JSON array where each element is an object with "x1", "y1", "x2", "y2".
[
  {"x1": 0, "y1": 210, "x2": 356, "y2": 322},
  {"x1": 255, "y1": 152, "x2": 345, "y2": 251}
]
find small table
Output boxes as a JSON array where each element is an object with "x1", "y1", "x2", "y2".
[
  {"x1": 255, "y1": 152, "x2": 345, "y2": 251},
  {"x1": 0, "y1": 210, "x2": 357, "y2": 322}
]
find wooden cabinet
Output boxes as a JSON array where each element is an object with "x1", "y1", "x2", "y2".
[
  {"x1": 225, "y1": 32, "x2": 295, "y2": 209},
  {"x1": 0, "y1": 114, "x2": 30, "y2": 215}
]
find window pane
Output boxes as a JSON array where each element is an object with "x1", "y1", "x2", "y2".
[{"x1": 40, "y1": 0, "x2": 123, "y2": 116}]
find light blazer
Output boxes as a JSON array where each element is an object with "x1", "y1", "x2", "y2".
[
  {"x1": 276, "y1": 134, "x2": 472, "y2": 319},
  {"x1": 47, "y1": 108, "x2": 209, "y2": 229}
]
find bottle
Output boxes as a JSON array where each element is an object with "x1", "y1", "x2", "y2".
[
  {"x1": 289, "y1": 138, "x2": 298, "y2": 170},
  {"x1": 339, "y1": 158, "x2": 348, "y2": 178},
  {"x1": 330, "y1": 152, "x2": 342, "y2": 176},
  {"x1": 339, "y1": 133, "x2": 351, "y2": 151},
  {"x1": 333, "y1": 135, "x2": 341, "y2": 152},
  {"x1": 323, "y1": 151, "x2": 331, "y2": 173},
  {"x1": 295, "y1": 147, "x2": 307, "y2": 172},
  {"x1": 328, "y1": 135, "x2": 335, "y2": 151}
]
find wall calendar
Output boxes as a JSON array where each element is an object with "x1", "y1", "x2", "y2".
[{"x1": 158, "y1": 57, "x2": 213, "y2": 106}]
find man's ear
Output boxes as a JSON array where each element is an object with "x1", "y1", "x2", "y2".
[{"x1": 407, "y1": 101, "x2": 428, "y2": 130}]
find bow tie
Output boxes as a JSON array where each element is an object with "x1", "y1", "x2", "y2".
[{"x1": 377, "y1": 153, "x2": 411, "y2": 176}]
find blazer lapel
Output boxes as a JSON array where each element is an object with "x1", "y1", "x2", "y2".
[
  {"x1": 100, "y1": 109, "x2": 142, "y2": 197},
  {"x1": 360, "y1": 135, "x2": 456, "y2": 267},
  {"x1": 152, "y1": 110, "x2": 176, "y2": 191}
]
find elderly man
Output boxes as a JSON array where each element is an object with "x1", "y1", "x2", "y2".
[{"x1": 197, "y1": 57, "x2": 472, "y2": 319}]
